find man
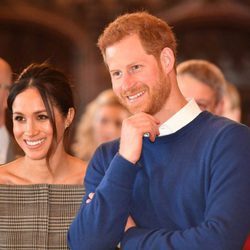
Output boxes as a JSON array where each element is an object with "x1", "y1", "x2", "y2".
[
  {"x1": 0, "y1": 58, "x2": 22, "y2": 164},
  {"x1": 222, "y1": 81, "x2": 242, "y2": 122},
  {"x1": 177, "y1": 60, "x2": 250, "y2": 249},
  {"x1": 68, "y1": 12, "x2": 250, "y2": 249},
  {"x1": 177, "y1": 59, "x2": 225, "y2": 115}
]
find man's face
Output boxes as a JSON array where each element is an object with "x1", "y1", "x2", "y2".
[
  {"x1": 0, "y1": 80, "x2": 10, "y2": 115},
  {"x1": 0, "y1": 85, "x2": 8, "y2": 115},
  {"x1": 105, "y1": 34, "x2": 170, "y2": 115},
  {"x1": 177, "y1": 74, "x2": 220, "y2": 114},
  {"x1": 0, "y1": 67, "x2": 11, "y2": 116}
]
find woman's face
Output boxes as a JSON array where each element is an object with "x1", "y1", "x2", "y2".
[
  {"x1": 93, "y1": 104, "x2": 129, "y2": 145},
  {"x1": 12, "y1": 88, "x2": 67, "y2": 161}
]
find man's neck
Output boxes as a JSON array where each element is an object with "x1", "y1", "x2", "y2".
[
  {"x1": 154, "y1": 92, "x2": 188, "y2": 125},
  {"x1": 154, "y1": 71, "x2": 188, "y2": 124}
]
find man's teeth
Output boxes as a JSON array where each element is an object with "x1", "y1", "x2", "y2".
[
  {"x1": 128, "y1": 91, "x2": 144, "y2": 100},
  {"x1": 26, "y1": 139, "x2": 45, "y2": 146}
]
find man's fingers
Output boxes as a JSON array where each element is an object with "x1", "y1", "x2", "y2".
[
  {"x1": 86, "y1": 192, "x2": 95, "y2": 204},
  {"x1": 89, "y1": 192, "x2": 95, "y2": 199}
]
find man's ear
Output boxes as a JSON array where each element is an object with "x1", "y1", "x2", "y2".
[
  {"x1": 215, "y1": 100, "x2": 224, "y2": 116},
  {"x1": 160, "y1": 47, "x2": 175, "y2": 74},
  {"x1": 65, "y1": 107, "x2": 75, "y2": 129}
]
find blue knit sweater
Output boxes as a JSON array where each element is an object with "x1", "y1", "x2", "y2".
[{"x1": 68, "y1": 112, "x2": 250, "y2": 250}]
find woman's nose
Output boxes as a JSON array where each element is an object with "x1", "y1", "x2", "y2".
[{"x1": 24, "y1": 120, "x2": 38, "y2": 136}]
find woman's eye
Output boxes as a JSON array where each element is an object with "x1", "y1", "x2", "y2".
[
  {"x1": 115, "y1": 120, "x2": 122, "y2": 128},
  {"x1": 13, "y1": 116, "x2": 25, "y2": 122},
  {"x1": 98, "y1": 117, "x2": 109, "y2": 125},
  {"x1": 38, "y1": 114, "x2": 49, "y2": 120}
]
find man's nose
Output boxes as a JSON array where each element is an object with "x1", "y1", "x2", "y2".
[{"x1": 121, "y1": 73, "x2": 134, "y2": 91}]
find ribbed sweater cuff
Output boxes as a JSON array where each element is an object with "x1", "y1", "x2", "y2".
[{"x1": 105, "y1": 153, "x2": 141, "y2": 189}]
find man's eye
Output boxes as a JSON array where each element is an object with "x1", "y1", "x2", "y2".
[
  {"x1": 111, "y1": 71, "x2": 122, "y2": 79},
  {"x1": 131, "y1": 65, "x2": 142, "y2": 72},
  {"x1": 38, "y1": 114, "x2": 49, "y2": 120}
]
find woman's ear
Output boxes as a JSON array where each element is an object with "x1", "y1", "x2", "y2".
[
  {"x1": 160, "y1": 47, "x2": 175, "y2": 74},
  {"x1": 65, "y1": 107, "x2": 75, "y2": 128}
]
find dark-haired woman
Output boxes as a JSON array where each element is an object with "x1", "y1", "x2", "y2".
[{"x1": 0, "y1": 63, "x2": 86, "y2": 249}]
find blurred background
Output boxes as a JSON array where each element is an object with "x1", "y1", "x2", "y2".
[{"x1": 1, "y1": 0, "x2": 250, "y2": 132}]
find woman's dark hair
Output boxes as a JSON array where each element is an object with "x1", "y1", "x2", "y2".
[{"x1": 7, "y1": 63, "x2": 75, "y2": 160}]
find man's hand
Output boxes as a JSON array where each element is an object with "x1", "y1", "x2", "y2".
[
  {"x1": 86, "y1": 192, "x2": 95, "y2": 204},
  {"x1": 86, "y1": 194, "x2": 136, "y2": 233},
  {"x1": 125, "y1": 215, "x2": 136, "y2": 232},
  {"x1": 119, "y1": 112, "x2": 160, "y2": 164}
]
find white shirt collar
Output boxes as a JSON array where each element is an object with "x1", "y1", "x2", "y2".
[{"x1": 159, "y1": 99, "x2": 202, "y2": 136}]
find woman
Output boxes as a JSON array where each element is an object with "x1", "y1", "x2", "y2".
[
  {"x1": 0, "y1": 63, "x2": 86, "y2": 249},
  {"x1": 72, "y1": 89, "x2": 130, "y2": 162}
]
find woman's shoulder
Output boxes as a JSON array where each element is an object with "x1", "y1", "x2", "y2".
[
  {"x1": 67, "y1": 155, "x2": 88, "y2": 182},
  {"x1": 68, "y1": 155, "x2": 87, "y2": 168},
  {"x1": 0, "y1": 159, "x2": 22, "y2": 184}
]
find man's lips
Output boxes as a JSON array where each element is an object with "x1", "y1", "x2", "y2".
[{"x1": 127, "y1": 90, "x2": 145, "y2": 101}]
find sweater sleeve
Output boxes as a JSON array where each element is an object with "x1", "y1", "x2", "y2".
[
  {"x1": 120, "y1": 124, "x2": 250, "y2": 250},
  {"x1": 67, "y1": 149, "x2": 140, "y2": 250}
]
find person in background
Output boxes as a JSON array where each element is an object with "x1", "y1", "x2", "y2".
[
  {"x1": 177, "y1": 60, "x2": 249, "y2": 249},
  {"x1": 177, "y1": 59, "x2": 226, "y2": 115},
  {"x1": 0, "y1": 58, "x2": 23, "y2": 164},
  {"x1": 68, "y1": 11, "x2": 250, "y2": 250},
  {"x1": 0, "y1": 63, "x2": 86, "y2": 249},
  {"x1": 72, "y1": 89, "x2": 130, "y2": 162},
  {"x1": 222, "y1": 81, "x2": 242, "y2": 122}
]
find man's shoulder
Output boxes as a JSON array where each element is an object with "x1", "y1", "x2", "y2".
[
  {"x1": 98, "y1": 138, "x2": 120, "y2": 154},
  {"x1": 90, "y1": 139, "x2": 120, "y2": 169},
  {"x1": 195, "y1": 111, "x2": 248, "y2": 131},
  {"x1": 196, "y1": 112, "x2": 250, "y2": 145}
]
